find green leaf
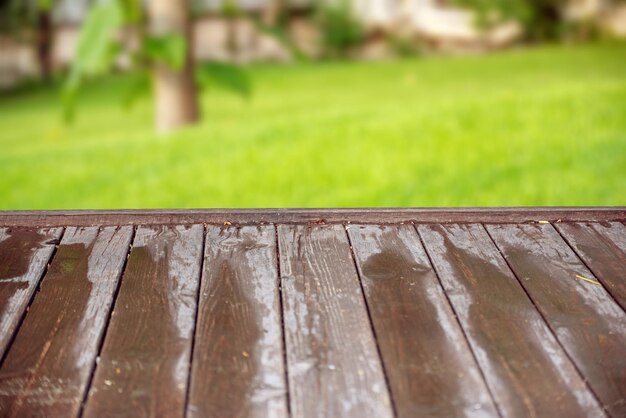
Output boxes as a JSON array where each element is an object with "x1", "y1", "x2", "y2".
[
  {"x1": 196, "y1": 62, "x2": 252, "y2": 99},
  {"x1": 63, "y1": 0, "x2": 124, "y2": 123},
  {"x1": 143, "y1": 34, "x2": 186, "y2": 71},
  {"x1": 61, "y1": 83, "x2": 77, "y2": 123},
  {"x1": 71, "y1": 0, "x2": 124, "y2": 76}
]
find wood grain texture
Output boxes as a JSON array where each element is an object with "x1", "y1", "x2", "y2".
[
  {"x1": 347, "y1": 224, "x2": 498, "y2": 418},
  {"x1": 187, "y1": 225, "x2": 287, "y2": 418},
  {"x1": 0, "y1": 226, "x2": 133, "y2": 418},
  {"x1": 555, "y1": 221, "x2": 626, "y2": 310},
  {"x1": 0, "y1": 207, "x2": 623, "y2": 227},
  {"x1": 417, "y1": 223, "x2": 604, "y2": 418},
  {"x1": 0, "y1": 227, "x2": 62, "y2": 359},
  {"x1": 83, "y1": 225, "x2": 203, "y2": 418},
  {"x1": 486, "y1": 223, "x2": 626, "y2": 417},
  {"x1": 278, "y1": 224, "x2": 393, "y2": 418}
]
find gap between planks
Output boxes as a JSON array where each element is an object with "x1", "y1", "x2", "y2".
[
  {"x1": 183, "y1": 223, "x2": 208, "y2": 418},
  {"x1": 273, "y1": 225, "x2": 292, "y2": 418}
]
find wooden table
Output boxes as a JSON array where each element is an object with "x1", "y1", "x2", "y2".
[{"x1": 0, "y1": 208, "x2": 624, "y2": 418}]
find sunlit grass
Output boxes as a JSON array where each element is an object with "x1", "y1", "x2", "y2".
[{"x1": 1, "y1": 42, "x2": 625, "y2": 209}]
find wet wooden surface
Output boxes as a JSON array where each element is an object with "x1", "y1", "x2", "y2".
[
  {"x1": 0, "y1": 210, "x2": 624, "y2": 417},
  {"x1": 83, "y1": 225, "x2": 203, "y2": 418},
  {"x1": 487, "y1": 223, "x2": 626, "y2": 417},
  {"x1": 188, "y1": 225, "x2": 287, "y2": 418},
  {"x1": 278, "y1": 225, "x2": 393, "y2": 418},
  {"x1": 0, "y1": 226, "x2": 132, "y2": 417},
  {"x1": 348, "y1": 225, "x2": 497, "y2": 418},
  {"x1": 555, "y1": 221, "x2": 626, "y2": 310},
  {"x1": 417, "y1": 224, "x2": 604, "y2": 417},
  {"x1": 0, "y1": 227, "x2": 62, "y2": 359}
]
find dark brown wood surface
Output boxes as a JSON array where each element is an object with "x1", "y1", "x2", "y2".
[
  {"x1": 417, "y1": 223, "x2": 604, "y2": 417},
  {"x1": 555, "y1": 221, "x2": 626, "y2": 310},
  {"x1": 347, "y1": 224, "x2": 498, "y2": 418},
  {"x1": 0, "y1": 226, "x2": 133, "y2": 418},
  {"x1": 187, "y1": 225, "x2": 287, "y2": 418},
  {"x1": 0, "y1": 227, "x2": 62, "y2": 359},
  {"x1": 0, "y1": 207, "x2": 623, "y2": 227},
  {"x1": 487, "y1": 223, "x2": 626, "y2": 417},
  {"x1": 0, "y1": 211, "x2": 624, "y2": 418},
  {"x1": 278, "y1": 224, "x2": 393, "y2": 418},
  {"x1": 83, "y1": 225, "x2": 204, "y2": 418}
]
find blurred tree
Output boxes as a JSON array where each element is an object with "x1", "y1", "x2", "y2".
[
  {"x1": 66, "y1": 0, "x2": 251, "y2": 133},
  {"x1": 36, "y1": 0, "x2": 54, "y2": 81},
  {"x1": 0, "y1": 0, "x2": 55, "y2": 82}
]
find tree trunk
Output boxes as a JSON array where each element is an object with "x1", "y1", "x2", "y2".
[
  {"x1": 36, "y1": 10, "x2": 53, "y2": 82},
  {"x1": 148, "y1": 0, "x2": 200, "y2": 133}
]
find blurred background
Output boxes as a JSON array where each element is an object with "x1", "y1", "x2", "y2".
[{"x1": 0, "y1": 0, "x2": 624, "y2": 209}]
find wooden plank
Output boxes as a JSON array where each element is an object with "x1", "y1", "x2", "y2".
[
  {"x1": 487, "y1": 223, "x2": 626, "y2": 417},
  {"x1": 0, "y1": 226, "x2": 133, "y2": 418},
  {"x1": 83, "y1": 225, "x2": 203, "y2": 418},
  {"x1": 347, "y1": 224, "x2": 498, "y2": 418},
  {"x1": 278, "y1": 224, "x2": 393, "y2": 418},
  {"x1": 417, "y1": 223, "x2": 604, "y2": 418},
  {"x1": 187, "y1": 225, "x2": 287, "y2": 418},
  {"x1": 0, "y1": 207, "x2": 623, "y2": 227},
  {"x1": 555, "y1": 221, "x2": 626, "y2": 310},
  {"x1": 0, "y1": 227, "x2": 62, "y2": 359}
]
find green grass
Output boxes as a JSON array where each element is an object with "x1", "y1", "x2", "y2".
[{"x1": 1, "y1": 42, "x2": 625, "y2": 209}]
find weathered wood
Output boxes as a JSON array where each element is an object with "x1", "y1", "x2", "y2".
[
  {"x1": 348, "y1": 224, "x2": 498, "y2": 418},
  {"x1": 0, "y1": 211, "x2": 624, "y2": 417},
  {"x1": 487, "y1": 223, "x2": 626, "y2": 417},
  {"x1": 555, "y1": 221, "x2": 626, "y2": 310},
  {"x1": 0, "y1": 226, "x2": 133, "y2": 418},
  {"x1": 0, "y1": 207, "x2": 623, "y2": 227},
  {"x1": 83, "y1": 225, "x2": 203, "y2": 418},
  {"x1": 0, "y1": 227, "x2": 62, "y2": 359},
  {"x1": 187, "y1": 225, "x2": 287, "y2": 418},
  {"x1": 417, "y1": 223, "x2": 604, "y2": 418},
  {"x1": 278, "y1": 224, "x2": 393, "y2": 418}
]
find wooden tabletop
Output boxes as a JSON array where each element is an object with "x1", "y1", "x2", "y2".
[{"x1": 0, "y1": 208, "x2": 624, "y2": 418}]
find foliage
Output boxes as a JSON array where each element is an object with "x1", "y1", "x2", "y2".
[
  {"x1": 0, "y1": 0, "x2": 53, "y2": 36},
  {"x1": 143, "y1": 34, "x2": 187, "y2": 70},
  {"x1": 2, "y1": 43, "x2": 625, "y2": 208},
  {"x1": 64, "y1": 0, "x2": 251, "y2": 123},
  {"x1": 0, "y1": 0, "x2": 31, "y2": 34},
  {"x1": 64, "y1": 0, "x2": 125, "y2": 121},
  {"x1": 315, "y1": 0, "x2": 364, "y2": 57},
  {"x1": 220, "y1": 0, "x2": 243, "y2": 18},
  {"x1": 453, "y1": 0, "x2": 567, "y2": 40},
  {"x1": 196, "y1": 62, "x2": 252, "y2": 98}
]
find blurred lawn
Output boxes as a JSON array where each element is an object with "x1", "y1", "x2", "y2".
[{"x1": 1, "y1": 42, "x2": 625, "y2": 209}]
